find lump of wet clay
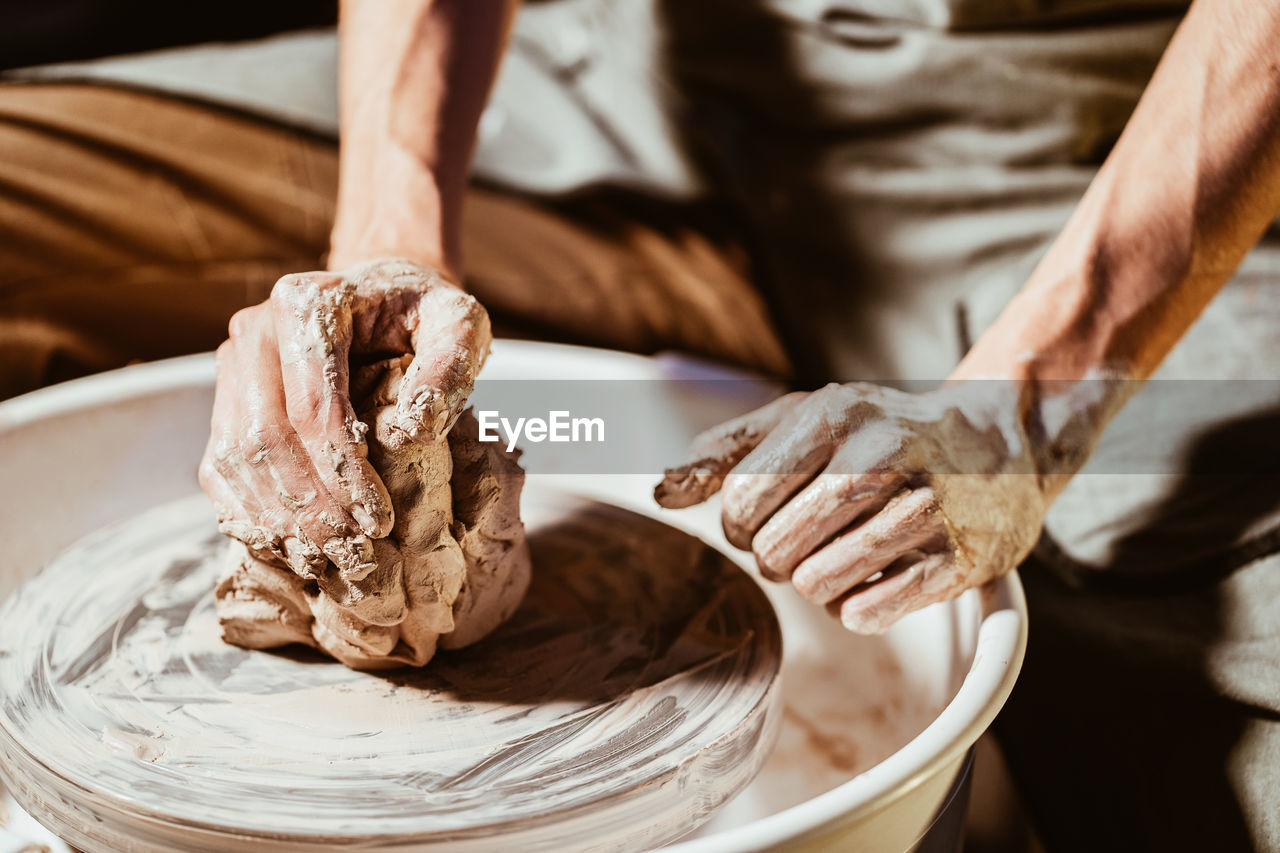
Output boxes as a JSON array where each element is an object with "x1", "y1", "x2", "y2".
[{"x1": 215, "y1": 355, "x2": 531, "y2": 669}]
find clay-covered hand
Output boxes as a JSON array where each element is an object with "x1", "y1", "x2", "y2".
[
  {"x1": 198, "y1": 259, "x2": 491, "y2": 578},
  {"x1": 655, "y1": 382, "x2": 1050, "y2": 633}
]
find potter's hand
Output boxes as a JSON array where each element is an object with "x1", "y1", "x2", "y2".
[
  {"x1": 199, "y1": 259, "x2": 491, "y2": 577},
  {"x1": 651, "y1": 0, "x2": 1280, "y2": 634},
  {"x1": 656, "y1": 383, "x2": 1050, "y2": 633}
]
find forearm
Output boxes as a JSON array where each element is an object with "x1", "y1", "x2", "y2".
[
  {"x1": 328, "y1": 0, "x2": 516, "y2": 277},
  {"x1": 952, "y1": 0, "x2": 1280, "y2": 491}
]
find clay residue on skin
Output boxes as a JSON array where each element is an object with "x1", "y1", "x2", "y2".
[
  {"x1": 653, "y1": 377, "x2": 1121, "y2": 634},
  {"x1": 216, "y1": 355, "x2": 530, "y2": 669}
]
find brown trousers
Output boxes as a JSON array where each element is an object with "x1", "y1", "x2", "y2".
[{"x1": 0, "y1": 83, "x2": 789, "y2": 399}]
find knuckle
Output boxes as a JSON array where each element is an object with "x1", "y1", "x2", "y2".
[
  {"x1": 228, "y1": 307, "x2": 258, "y2": 339},
  {"x1": 434, "y1": 287, "x2": 490, "y2": 331},
  {"x1": 197, "y1": 456, "x2": 219, "y2": 489},
  {"x1": 239, "y1": 417, "x2": 281, "y2": 460},
  {"x1": 316, "y1": 508, "x2": 351, "y2": 533},
  {"x1": 439, "y1": 341, "x2": 477, "y2": 373},
  {"x1": 291, "y1": 508, "x2": 326, "y2": 534},
  {"x1": 284, "y1": 385, "x2": 330, "y2": 432},
  {"x1": 827, "y1": 472, "x2": 863, "y2": 501},
  {"x1": 914, "y1": 485, "x2": 941, "y2": 513},
  {"x1": 805, "y1": 388, "x2": 861, "y2": 436},
  {"x1": 270, "y1": 273, "x2": 307, "y2": 304},
  {"x1": 257, "y1": 507, "x2": 289, "y2": 534},
  {"x1": 781, "y1": 390, "x2": 810, "y2": 407},
  {"x1": 272, "y1": 271, "x2": 342, "y2": 307},
  {"x1": 208, "y1": 431, "x2": 240, "y2": 468},
  {"x1": 447, "y1": 287, "x2": 479, "y2": 310},
  {"x1": 804, "y1": 383, "x2": 842, "y2": 411},
  {"x1": 460, "y1": 293, "x2": 489, "y2": 326}
]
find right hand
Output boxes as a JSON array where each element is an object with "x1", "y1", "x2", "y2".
[{"x1": 198, "y1": 259, "x2": 491, "y2": 578}]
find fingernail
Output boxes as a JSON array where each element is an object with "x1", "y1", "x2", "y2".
[
  {"x1": 397, "y1": 387, "x2": 458, "y2": 442},
  {"x1": 221, "y1": 522, "x2": 288, "y2": 563},
  {"x1": 841, "y1": 609, "x2": 879, "y2": 635},
  {"x1": 394, "y1": 414, "x2": 427, "y2": 442},
  {"x1": 323, "y1": 535, "x2": 377, "y2": 580},
  {"x1": 282, "y1": 535, "x2": 323, "y2": 578},
  {"x1": 430, "y1": 406, "x2": 454, "y2": 437},
  {"x1": 351, "y1": 503, "x2": 379, "y2": 535},
  {"x1": 217, "y1": 520, "x2": 251, "y2": 542}
]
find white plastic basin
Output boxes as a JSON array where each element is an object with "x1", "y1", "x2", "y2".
[{"x1": 0, "y1": 341, "x2": 1026, "y2": 852}]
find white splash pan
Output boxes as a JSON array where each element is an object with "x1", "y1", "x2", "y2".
[{"x1": 0, "y1": 341, "x2": 1026, "y2": 852}]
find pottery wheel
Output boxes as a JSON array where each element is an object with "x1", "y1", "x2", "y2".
[{"x1": 0, "y1": 489, "x2": 781, "y2": 852}]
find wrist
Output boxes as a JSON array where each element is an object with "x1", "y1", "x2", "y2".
[
  {"x1": 945, "y1": 352, "x2": 1130, "y2": 504},
  {"x1": 328, "y1": 227, "x2": 456, "y2": 280},
  {"x1": 329, "y1": 143, "x2": 463, "y2": 279},
  {"x1": 945, "y1": 175, "x2": 1156, "y2": 494}
]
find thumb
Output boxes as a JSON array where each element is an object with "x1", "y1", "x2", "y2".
[
  {"x1": 655, "y1": 391, "x2": 807, "y2": 509},
  {"x1": 395, "y1": 286, "x2": 492, "y2": 442}
]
